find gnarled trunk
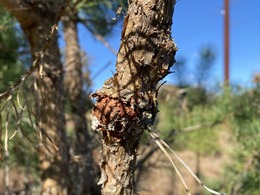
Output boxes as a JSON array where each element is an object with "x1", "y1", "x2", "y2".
[
  {"x1": 62, "y1": 8, "x2": 96, "y2": 195},
  {"x1": 91, "y1": 0, "x2": 177, "y2": 194},
  {"x1": 0, "y1": 1, "x2": 69, "y2": 194}
]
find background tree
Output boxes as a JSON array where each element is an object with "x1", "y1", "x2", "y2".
[
  {"x1": 1, "y1": 0, "x2": 128, "y2": 192},
  {"x1": 1, "y1": 0, "x2": 128, "y2": 194},
  {"x1": 172, "y1": 57, "x2": 188, "y2": 88},
  {"x1": 62, "y1": 1, "x2": 127, "y2": 194},
  {"x1": 0, "y1": 1, "x2": 70, "y2": 194},
  {"x1": 194, "y1": 46, "x2": 216, "y2": 87}
]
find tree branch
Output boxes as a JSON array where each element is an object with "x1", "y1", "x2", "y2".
[{"x1": 78, "y1": 17, "x2": 117, "y2": 55}]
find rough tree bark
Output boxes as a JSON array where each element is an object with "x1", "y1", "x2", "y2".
[
  {"x1": 0, "y1": 0, "x2": 69, "y2": 194},
  {"x1": 62, "y1": 6, "x2": 96, "y2": 195},
  {"x1": 91, "y1": 0, "x2": 177, "y2": 194}
]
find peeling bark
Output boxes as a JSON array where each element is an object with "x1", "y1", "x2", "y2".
[
  {"x1": 91, "y1": 0, "x2": 177, "y2": 194},
  {"x1": 62, "y1": 8, "x2": 96, "y2": 195},
  {"x1": 0, "y1": 1, "x2": 69, "y2": 194}
]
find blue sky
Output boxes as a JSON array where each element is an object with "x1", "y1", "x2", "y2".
[{"x1": 74, "y1": 0, "x2": 260, "y2": 91}]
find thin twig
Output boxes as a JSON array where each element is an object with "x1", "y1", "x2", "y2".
[
  {"x1": 149, "y1": 128, "x2": 192, "y2": 195},
  {"x1": 10, "y1": 96, "x2": 19, "y2": 120},
  {"x1": 148, "y1": 127, "x2": 226, "y2": 195},
  {"x1": 181, "y1": 120, "x2": 221, "y2": 132},
  {"x1": 0, "y1": 95, "x2": 12, "y2": 113},
  {"x1": 92, "y1": 61, "x2": 112, "y2": 80},
  {"x1": 4, "y1": 111, "x2": 10, "y2": 152},
  {"x1": 78, "y1": 17, "x2": 117, "y2": 55},
  {"x1": 17, "y1": 92, "x2": 25, "y2": 110}
]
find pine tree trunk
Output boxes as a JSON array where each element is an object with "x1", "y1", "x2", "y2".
[
  {"x1": 91, "y1": 0, "x2": 177, "y2": 194},
  {"x1": 36, "y1": 30, "x2": 68, "y2": 195},
  {"x1": 0, "y1": 1, "x2": 69, "y2": 194},
  {"x1": 62, "y1": 8, "x2": 96, "y2": 195}
]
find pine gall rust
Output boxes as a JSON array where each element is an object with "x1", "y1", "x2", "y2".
[{"x1": 92, "y1": 96, "x2": 138, "y2": 138}]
